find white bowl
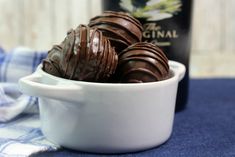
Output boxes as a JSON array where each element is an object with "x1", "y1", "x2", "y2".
[{"x1": 19, "y1": 60, "x2": 185, "y2": 154}]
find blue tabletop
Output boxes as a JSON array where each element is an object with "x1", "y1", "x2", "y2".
[{"x1": 31, "y1": 79, "x2": 235, "y2": 157}]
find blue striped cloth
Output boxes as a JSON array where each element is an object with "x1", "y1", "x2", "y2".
[{"x1": 0, "y1": 47, "x2": 59, "y2": 156}]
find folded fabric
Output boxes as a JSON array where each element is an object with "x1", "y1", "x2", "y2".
[
  {"x1": 0, "y1": 47, "x2": 47, "y2": 122},
  {"x1": 0, "y1": 47, "x2": 59, "y2": 156},
  {"x1": 0, "y1": 113, "x2": 58, "y2": 157}
]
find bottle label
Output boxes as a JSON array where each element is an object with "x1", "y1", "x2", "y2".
[
  {"x1": 119, "y1": 0, "x2": 182, "y2": 47},
  {"x1": 142, "y1": 22, "x2": 179, "y2": 46}
]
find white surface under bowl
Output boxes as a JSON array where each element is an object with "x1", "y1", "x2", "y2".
[{"x1": 19, "y1": 60, "x2": 185, "y2": 154}]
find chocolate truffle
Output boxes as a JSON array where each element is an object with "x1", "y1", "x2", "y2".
[
  {"x1": 116, "y1": 42, "x2": 169, "y2": 83},
  {"x1": 89, "y1": 11, "x2": 143, "y2": 53},
  {"x1": 43, "y1": 24, "x2": 118, "y2": 82}
]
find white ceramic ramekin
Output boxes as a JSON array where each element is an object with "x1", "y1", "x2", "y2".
[{"x1": 19, "y1": 60, "x2": 185, "y2": 154}]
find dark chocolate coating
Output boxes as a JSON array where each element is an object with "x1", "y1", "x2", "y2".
[
  {"x1": 89, "y1": 11, "x2": 143, "y2": 53},
  {"x1": 116, "y1": 42, "x2": 169, "y2": 83},
  {"x1": 42, "y1": 25, "x2": 118, "y2": 82}
]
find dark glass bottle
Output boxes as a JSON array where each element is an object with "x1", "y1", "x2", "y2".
[{"x1": 102, "y1": 0, "x2": 193, "y2": 111}]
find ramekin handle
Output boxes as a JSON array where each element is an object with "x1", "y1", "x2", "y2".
[
  {"x1": 169, "y1": 60, "x2": 186, "y2": 81},
  {"x1": 18, "y1": 73, "x2": 83, "y2": 103}
]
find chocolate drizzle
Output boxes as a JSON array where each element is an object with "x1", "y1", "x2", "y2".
[
  {"x1": 42, "y1": 25, "x2": 118, "y2": 82},
  {"x1": 116, "y1": 42, "x2": 169, "y2": 83},
  {"x1": 42, "y1": 11, "x2": 170, "y2": 83},
  {"x1": 89, "y1": 11, "x2": 143, "y2": 53}
]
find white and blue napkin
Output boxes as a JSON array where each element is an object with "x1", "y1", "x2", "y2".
[{"x1": 0, "y1": 47, "x2": 59, "y2": 157}]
